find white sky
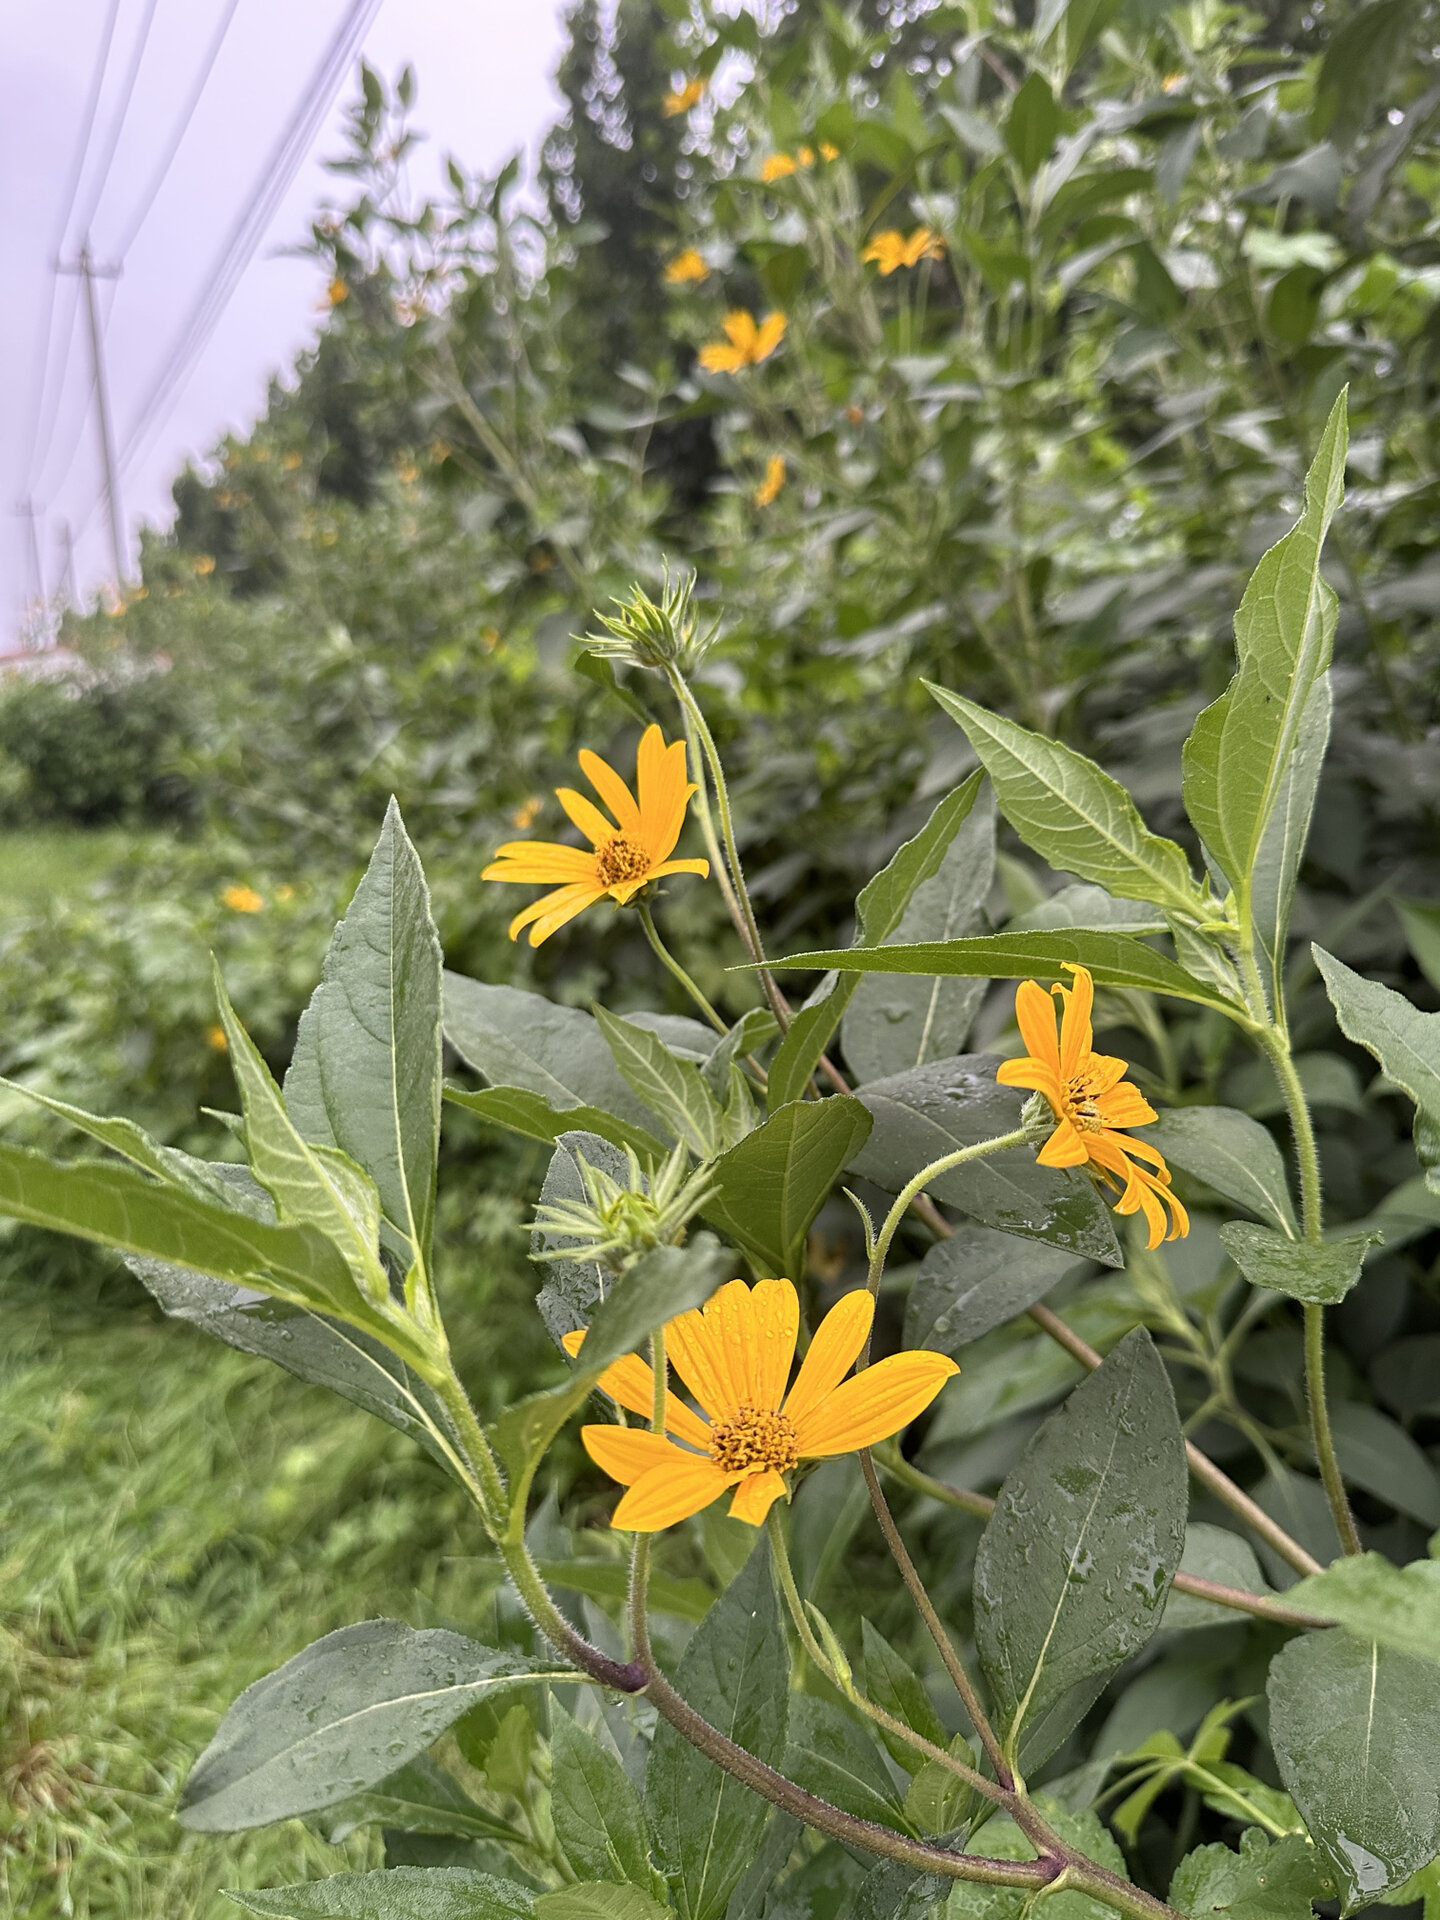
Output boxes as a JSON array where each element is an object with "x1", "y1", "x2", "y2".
[{"x1": 2, "y1": 0, "x2": 572, "y2": 639}]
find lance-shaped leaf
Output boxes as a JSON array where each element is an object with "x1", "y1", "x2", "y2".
[
  {"x1": 1249, "y1": 672, "x2": 1332, "y2": 1007},
  {"x1": 224, "y1": 1868, "x2": 537, "y2": 1918},
  {"x1": 1314, "y1": 947, "x2": 1440, "y2": 1164},
  {"x1": 1284, "y1": 1553, "x2": 1440, "y2": 1668},
  {"x1": 1219, "y1": 1222, "x2": 1377, "y2": 1306},
  {"x1": 1181, "y1": 392, "x2": 1347, "y2": 935},
  {"x1": 536, "y1": 1889, "x2": 669, "y2": 1920},
  {"x1": 768, "y1": 774, "x2": 986, "y2": 1107},
  {"x1": 973, "y1": 1329, "x2": 1187, "y2": 1772},
  {"x1": 849, "y1": 1057, "x2": 1122, "y2": 1267},
  {"x1": 645, "y1": 1540, "x2": 790, "y2": 1920},
  {"x1": 444, "y1": 1084, "x2": 665, "y2": 1160},
  {"x1": 926, "y1": 686, "x2": 1201, "y2": 918},
  {"x1": 284, "y1": 799, "x2": 443, "y2": 1277},
  {"x1": 1142, "y1": 1106, "x2": 1297, "y2": 1235},
  {"x1": 703, "y1": 1096, "x2": 873, "y2": 1280},
  {"x1": 318, "y1": 1752, "x2": 525, "y2": 1846},
  {"x1": 1268, "y1": 1629, "x2": 1440, "y2": 1914},
  {"x1": 784, "y1": 1694, "x2": 910, "y2": 1833},
  {"x1": 592, "y1": 1007, "x2": 722, "y2": 1160},
  {"x1": 768, "y1": 929, "x2": 1246, "y2": 1018},
  {"x1": 550, "y1": 1702, "x2": 661, "y2": 1894},
  {"x1": 180, "y1": 1620, "x2": 577, "y2": 1831},
  {"x1": 905, "y1": 1223, "x2": 1085, "y2": 1353},
  {"x1": 581, "y1": 1235, "x2": 735, "y2": 1374},
  {"x1": 843, "y1": 783, "x2": 995, "y2": 1087}
]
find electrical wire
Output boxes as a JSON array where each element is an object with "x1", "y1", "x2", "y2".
[
  {"x1": 70, "y1": 0, "x2": 164, "y2": 248},
  {"x1": 108, "y1": 0, "x2": 242, "y2": 260}
]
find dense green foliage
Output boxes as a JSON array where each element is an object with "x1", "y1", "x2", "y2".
[{"x1": 7, "y1": 0, "x2": 1440, "y2": 1915}]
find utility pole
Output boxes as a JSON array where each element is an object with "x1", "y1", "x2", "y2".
[
  {"x1": 18, "y1": 497, "x2": 45, "y2": 606},
  {"x1": 59, "y1": 243, "x2": 126, "y2": 589},
  {"x1": 57, "y1": 519, "x2": 78, "y2": 608}
]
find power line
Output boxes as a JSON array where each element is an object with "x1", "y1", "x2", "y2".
[
  {"x1": 71, "y1": 0, "x2": 164, "y2": 249},
  {"x1": 109, "y1": 0, "x2": 242, "y2": 260}
]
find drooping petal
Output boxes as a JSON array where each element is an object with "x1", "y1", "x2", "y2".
[
  {"x1": 1058, "y1": 966, "x2": 1095, "y2": 1080},
  {"x1": 580, "y1": 1423, "x2": 691, "y2": 1486},
  {"x1": 783, "y1": 1289, "x2": 873, "y2": 1428},
  {"x1": 611, "y1": 1454, "x2": 734, "y2": 1531},
  {"x1": 749, "y1": 1278, "x2": 800, "y2": 1412},
  {"x1": 996, "y1": 1057, "x2": 1063, "y2": 1102},
  {"x1": 728, "y1": 1468, "x2": 789, "y2": 1526},
  {"x1": 520, "y1": 885, "x2": 609, "y2": 947},
  {"x1": 578, "y1": 749, "x2": 641, "y2": 833},
  {"x1": 647, "y1": 858, "x2": 711, "y2": 882},
  {"x1": 555, "y1": 787, "x2": 619, "y2": 847},
  {"x1": 484, "y1": 842, "x2": 601, "y2": 882},
  {"x1": 563, "y1": 1331, "x2": 714, "y2": 1451},
  {"x1": 793, "y1": 1350, "x2": 959, "y2": 1458},
  {"x1": 1012, "y1": 980, "x2": 1062, "y2": 1073},
  {"x1": 1094, "y1": 1084, "x2": 1159, "y2": 1130},
  {"x1": 1036, "y1": 1118, "x2": 1090, "y2": 1168}
]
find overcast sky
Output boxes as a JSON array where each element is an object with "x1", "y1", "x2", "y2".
[{"x1": 2, "y1": 0, "x2": 572, "y2": 640}]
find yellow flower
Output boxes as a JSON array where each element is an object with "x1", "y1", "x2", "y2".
[
  {"x1": 797, "y1": 145, "x2": 815, "y2": 166},
  {"x1": 754, "y1": 454, "x2": 786, "y2": 507},
  {"x1": 567, "y1": 1278, "x2": 958, "y2": 1531},
  {"x1": 205, "y1": 1025, "x2": 229, "y2": 1052},
  {"x1": 663, "y1": 77, "x2": 706, "y2": 116},
  {"x1": 698, "y1": 309, "x2": 787, "y2": 374},
  {"x1": 221, "y1": 885, "x2": 265, "y2": 914},
  {"x1": 510, "y1": 795, "x2": 544, "y2": 830},
  {"x1": 862, "y1": 227, "x2": 946, "y2": 275},
  {"x1": 327, "y1": 277, "x2": 349, "y2": 305},
  {"x1": 482, "y1": 724, "x2": 709, "y2": 946},
  {"x1": 194, "y1": 554, "x2": 215, "y2": 576},
  {"x1": 761, "y1": 153, "x2": 797, "y2": 182},
  {"x1": 664, "y1": 249, "x2": 710, "y2": 286},
  {"x1": 997, "y1": 965, "x2": 1189, "y2": 1250},
  {"x1": 819, "y1": 141, "x2": 840, "y2": 161}
]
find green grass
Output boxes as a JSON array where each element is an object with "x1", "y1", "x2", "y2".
[
  {"x1": 0, "y1": 1247, "x2": 537, "y2": 1920},
  {"x1": 0, "y1": 830, "x2": 168, "y2": 911}
]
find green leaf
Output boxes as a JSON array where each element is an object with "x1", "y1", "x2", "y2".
[
  {"x1": 861, "y1": 1620, "x2": 947, "y2": 1771},
  {"x1": 1142, "y1": 1107, "x2": 1297, "y2": 1235},
  {"x1": 284, "y1": 799, "x2": 443, "y2": 1274},
  {"x1": 129, "y1": 1257, "x2": 469, "y2": 1481},
  {"x1": 443, "y1": 978, "x2": 658, "y2": 1135},
  {"x1": 973, "y1": 1329, "x2": 1188, "y2": 1772},
  {"x1": 1314, "y1": 0, "x2": 1415, "y2": 145},
  {"x1": 1004, "y1": 72, "x2": 1060, "y2": 177},
  {"x1": 1314, "y1": 947, "x2": 1440, "y2": 1148},
  {"x1": 490, "y1": 1376, "x2": 599, "y2": 1489},
  {"x1": 531, "y1": 1133, "x2": 628, "y2": 1349},
  {"x1": 645, "y1": 1540, "x2": 790, "y2": 1920},
  {"x1": 842, "y1": 782, "x2": 995, "y2": 1087},
  {"x1": 549, "y1": 1703, "x2": 661, "y2": 1893},
  {"x1": 703, "y1": 1097, "x2": 873, "y2": 1280},
  {"x1": 1395, "y1": 899, "x2": 1440, "y2": 995},
  {"x1": 926, "y1": 686, "x2": 1200, "y2": 919},
  {"x1": 1161, "y1": 1524, "x2": 1272, "y2": 1632},
  {"x1": 1268, "y1": 1629, "x2": 1440, "y2": 1913},
  {"x1": 904, "y1": 1223, "x2": 1085, "y2": 1353},
  {"x1": 1286, "y1": 1554, "x2": 1440, "y2": 1669},
  {"x1": 592, "y1": 1007, "x2": 722, "y2": 1160},
  {"x1": 224, "y1": 1868, "x2": 536, "y2": 1919},
  {"x1": 768, "y1": 774, "x2": 986, "y2": 1108},
  {"x1": 535, "y1": 1560, "x2": 713, "y2": 1623},
  {"x1": 1327, "y1": 1403, "x2": 1440, "y2": 1528},
  {"x1": 214, "y1": 965, "x2": 393, "y2": 1311},
  {"x1": 701, "y1": 1010, "x2": 779, "y2": 1100},
  {"x1": 1007, "y1": 883, "x2": 1166, "y2": 934},
  {"x1": 1249, "y1": 667, "x2": 1332, "y2": 1007},
  {"x1": 443, "y1": 1085, "x2": 665, "y2": 1160},
  {"x1": 769, "y1": 929, "x2": 1243, "y2": 1017},
  {"x1": 535, "y1": 1888, "x2": 669, "y2": 1920},
  {"x1": 318, "y1": 1754, "x2": 523, "y2": 1847},
  {"x1": 849, "y1": 1057, "x2": 1122, "y2": 1268},
  {"x1": 1181, "y1": 394, "x2": 1347, "y2": 940},
  {"x1": 784, "y1": 1695, "x2": 910, "y2": 1833},
  {"x1": 1170, "y1": 1829, "x2": 1337, "y2": 1920},
  {"x1": 949, "y1": 1800, "x2": 1131, "y2": 1920},
  {"x1": 179, "y1": 1621, "x2": 575, "y2": 1831},
  {"x1": 1219, "y1": 1221, "x2": 1376, "y2": 1306},
  {"x1": 901, "y1": 1735, "x2": 975, "y2": 1837},
  {"x1": 582, "y1": 1236, "x2": 735, "y2": 1373}
]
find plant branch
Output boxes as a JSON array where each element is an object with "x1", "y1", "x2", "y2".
[
  {"x1": 638, "y1": 898, "x2": 728, "y2": 1034},
  {"x1": 866, "y1": 1129, "x2": 1030, "y2": 1304}
]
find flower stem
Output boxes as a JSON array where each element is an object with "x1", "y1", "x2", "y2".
[
  {"x1": 867, "y1": 1129, "x2": 1030, "y2": 1300},
  {"x1": 637, "y1": 898, "x2": 727, "y2": 1034}
]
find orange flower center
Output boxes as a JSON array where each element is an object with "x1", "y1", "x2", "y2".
[
  {"x1": 708, "y1": 1406, "x2": 799, "y2": 1475},
  {"x1": 595, "y1": 835, "x2": 652, "y2": 887},
  {"x1": 1056, "y1": 1071, "x2": 1108, "y2": 1133}
]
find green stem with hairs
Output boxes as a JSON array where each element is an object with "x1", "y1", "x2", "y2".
[
  {"x1": 866, "y1": 1129, "x2": 1030, "y2": 1302},
  {"x1": 637, "y1": 897, "x2": 727, "y2": 1034}
]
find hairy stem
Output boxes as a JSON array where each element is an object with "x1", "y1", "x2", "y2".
[
  {"x1": 867, "y1": 1128, "x2": 1031, "y2": 1303},
  {"x1": 638, "y1": 898, "x2": 728, "y2": 1034}
]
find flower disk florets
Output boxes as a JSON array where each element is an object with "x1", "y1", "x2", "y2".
[
  {"x1": 594, "y1": 834, "x2": 652, "y2": 888},
  {"x1": 708, "y1": 1405, "x2": 800, "y2": 1475}
]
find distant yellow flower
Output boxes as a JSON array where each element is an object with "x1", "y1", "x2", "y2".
[
  {"x1": 222, "y1": 885, "x2": 265, "y2": 914},
  {"x1": 327, "y1": 278, "x2": 349, "y2": 305},
  {"x1": 698, "y1": 309, "x2": 787, "y2": 374},
  {"x1": 194, "y1": 554, "x2": 215, "y2": 576},
  {"x1": 510, "y1": 795, "x2": 544, "y2": 831},
  {"x1": 819, "y1": 141, "x2": 840, "y2": 161},
  {"x1": 205, "y1": 1025, "x2": 229, "y2": 1052},
  {"x1": 998, "y1": 965, "x2": 1189, "y2": 1250},
  {"x1": 274, "y1": 883, "x2": 296, "y2": 903},
  {"x1": 761, "y1": 153, "x2": 797, "y2": 182},
  {"x1": 663, "y1": 77, "x2": 706, "y2": 116},
  {"x1": 281, "y1": 451, "x2": 303, "y2": 471},
  {"x1": 754, "y1": 455, "x2": 786, "y2": 507},
  {"x1": 664, "y1": 249, "x2": 710, "y2": 286},
  {"x1": 482, "y1": 724, "x2": 709, "y2": 946},
  {"x1": 567, "y1": 1278, "x2": 958, "y2": 1530},
  {"x1": 863, "y1": 227, "x2": 946, "y2": 275},
  {"x1": 1162, "y1": 71, "x2": 1185, "y2": 92},
  {"x1": 797, "y1": 145, "x2": 815, "y2": 166}
]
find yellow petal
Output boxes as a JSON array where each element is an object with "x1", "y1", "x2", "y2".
[
  {"x1": 1095, "y1": 1086, "x2": 1158, "y2": 1130},
  {"x1": 611, "y1": 1454, "x2": 734, "y2": 1531},
  {"x1": 723, "y1": 310, "x2": 757, "y2": 351},
  {"x1": 1036, "y1": 1118, "x2": 1089, "y2": 1168},
  {"x1": 648, "y1": 858, "x2": 711, "y2": 882},
  {"x1": 752, "y1": 313, "x2": 787, "y2": 361},
  {"x1": 517, "y1": 884, "x2": 607, "y2": 946},
  {"x1": 699, "y1": 344, "x2": 745, "y2": 374},
  {"x1": 485, "y1": 842, "x2": 601, "y2": 882},
  {"x1": 578, "y1": 749, "x2": 641, "y2": 833},
  {"x1": 581, "y1": 1423, "x2": 690, "y2": 1486},
  {"x1": 996, "y1": 1057, "x2": 1061, "y2": 1099},
  {"x1": 748, "y1": 1278, "x2": 800, "y2": 1411},
  {"x1": 637, "y1": 729, "x2": 695, "y2": 864},
  {"x1": 784, "y1": 1289, "x2": 873, "y2": 1429},
  {"x1": 1058, "y1": 965, "x2": 1095, "y2": 1080},
  {"x1": 700, "y1": 1278, "x2": 768, "y2": 1408},
  {"x1": 563, "y1": 1331, "x2": 714, "y2": 1451},
  {"x1": 556, "y1": 787, "x2": 619, "y2": 846},
  {"x1": 793, "y1": 1350, "x2": 958, "y2": 1457},
  {"x1": 1013, "y1": 980, "x2": 1061, "y2": 1073},
  {"x1": 666, "y1": 1285, "x2": 747, "y2": 1422},
  {"x1": 728, "y1": 1468, "x2": 789, "y2": 1525}
]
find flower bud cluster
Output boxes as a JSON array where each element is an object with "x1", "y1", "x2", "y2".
[
  {"x1": 531, "y1": 1143, "x2": 715, "y2": 1272},
  {"x1": 580, "y1": 569, "x2": 717, "y2": 674}
]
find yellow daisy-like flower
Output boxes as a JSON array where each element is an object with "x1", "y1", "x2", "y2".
[
  {"x1": 482, "y1": 724, "x2": 709, "y2": 946},
  {"x1": 566, "y1": 1278, "x2": 958, "y2": 1531},
  {"x1": 754, "y1": 454, "x2": 786, "y2": 507},
  {"x1": 698, "y1": 309, "x2": 787, "y2": 374},
  {"x1": 997, "y1": 964, "x2": 1189, "y2": 1250},
  {"x1": 761, "y1": 152, "x2": 797, "y2": 182},
  {"x1": 664, "y1": 249, "x2": 710, "y2": 286},
  {"x1": 819, "y1": 141, "x2": 841, "y2": 162},
  {"x1": 221, "y1": 884, "x2": 265, "y2": 913},
  {"x1": 862, "y1": 228, "x2": 946, "y2": 275},
  {"x1": 663, "y1": 77, "x2": 706, "y2": 116}
]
